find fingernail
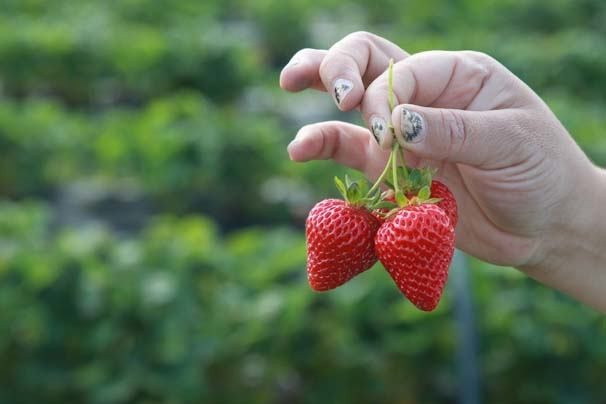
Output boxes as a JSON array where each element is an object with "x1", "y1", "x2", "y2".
[
  {"x1": 333, "y1": 78, "x2": 353, "y2": 105},
  {"x1": 370, "y1": 116, "x2": 387, "y2": 145},
  {"x1": 401, "y1": 108, "x2": 425, "y2": 143}
]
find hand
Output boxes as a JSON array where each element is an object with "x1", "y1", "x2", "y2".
[
  {"x1": 279, "y1": 31, "x2": 409, "y2": 112},
  {"x1": 279, "y1": 32, "x2": 409, "y2": 187},
  {"x1": 282, "y1": 32, "x2": 606, "y2": 310}
]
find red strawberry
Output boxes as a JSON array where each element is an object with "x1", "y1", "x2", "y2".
[
  {"x1": 306, "y1": 199, "x2": 380, "y2": 291},
  {"x1": 375, "y1": 203, "x2": 455, "y2": 311},
  {"x1": 430, "y1": 180, "x2": 458, "y2": 227}
]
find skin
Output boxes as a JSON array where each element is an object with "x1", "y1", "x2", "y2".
[{"x1": 280, "y1": 31, "x2": 606, "y2": 312}]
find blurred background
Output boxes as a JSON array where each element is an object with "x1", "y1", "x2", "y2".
[{"x1": 0, "y1": 0, "x2": 605, "y2": 403}]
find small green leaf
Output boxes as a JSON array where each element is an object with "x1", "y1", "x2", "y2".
[
  {"x1": 395, "y1": 191, "x2": 408, "y2": 206},
  {"x1": 418, "y1": 185, "x2": 430, "y2": 200},
  {"x1": 358, "y1": 178, "x2": 369, "y2": 196},
  {"x1": 368, "y1": 190, "x2": 381, "y2": 205},
  {"x1": 348, "y1": 182, "x2": 361, "y2": 202},
  {"x1": 421, "y1": 168, "x2": 435, "y2": 187},
  {"x1": 409, "y1": 170, "x2": 422, "y2": 188},
  {"x1": 397, "y1": 166, "x2": 408, "y2": 183},
  {"x1": 334, "y1": 176, "x2": 347, "y2": 199},
  {"x1": 425, "y1": 197, "x2": 442, "y2": 204},
  {"x1": 406, "y1": 167, "x2": 434, "y2": 192},
  {"x1": 374, "y1": 201, "x2": 398, "y2": 209},
  {"x1": 345, "y1": 174, "x2": 353, "y2": 190}
]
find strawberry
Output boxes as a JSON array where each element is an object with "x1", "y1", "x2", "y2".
[
  {"x1": 300, "y1": 61, "x2": 458, "y2": 309},
  {"x1": 375, "y1": 203, "x2": 455, "y2": 311},
  {"x1": 372, "y1": 181, "x2": 457, "y2": 226},
  {"x1": 306, "y1": 198, "x2": 380, "y2": 291},
  {"x1": 430, "y1": 180, "x2": 458, "y2": 227}
]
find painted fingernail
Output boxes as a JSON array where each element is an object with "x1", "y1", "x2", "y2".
[
  {"x1": 401, "y1": 108, "x2": 425, "y2": 143},
  {"x1": 333, "y1": 78, "x2": 353, "y2": 105},
  {"x1": 370, "y1": 116, "x2": 387, "y2": 145}
]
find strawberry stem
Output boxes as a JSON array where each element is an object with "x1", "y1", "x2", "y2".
[
  {"x1": 388, "y1": 58, "x2": 396, "y2": 112},
  {"x1": 387, "y1": 59, "x2": 405, "y2": 199},
  {"x1": 365, "y1": 59, "x2": 405, "y2": 201},
  {"x1": 363, "y1": 58, "x2": 434, "y2": 208},
  {"x1": 399, "y1": 147, "x2": 408, "y2": 178},
  {"x1": 391, "y1": 144, "x2": 400, "y2": 196},
  {"x1": 367, "y1": 150, "x2": 393, "y2": 196}
]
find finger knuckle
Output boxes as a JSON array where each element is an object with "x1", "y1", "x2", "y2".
[
  {"x1": 321, "y1": 123, "x2": 342, "y2": 160},
  {"x1": 439, "y1": 109, "x2": 468, "y2": 157},
  {"x1": 460, "y1": 50, "x2": 491, "y2": 62},
  {"x1": 346, "y1": 31, "x2": 374, "y2": 43},
  {"x1": 461, "y1": 50, "x2": 499, "y2": 69},
  {"x1": 319, "y1": 51, "x2": 358, "y2": 81},
  {"x1": 318, "y1": 58, "x2": 330, "y2": 78},
  {"x1": 456, "y1": 53, "x2": 491, "y2": 84}
]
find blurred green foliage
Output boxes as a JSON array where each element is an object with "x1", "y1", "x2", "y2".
[{"x1": 0, "y1": 0, "x2": 605, "y2": 403}]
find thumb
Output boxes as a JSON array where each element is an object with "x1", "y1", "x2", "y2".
[{"x1": 391, "y1": 104, "x2": 525, "y2": 168}]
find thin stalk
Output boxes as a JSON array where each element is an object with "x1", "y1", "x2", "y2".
[
  {"x1": 388, "y1": 59, "x2": 404, "y2": 196},
  {"x1": 392, "y1": 143, "x2": 400, "y2": 195},
  {"x1": 387, "y1": 59, "x2": 396, "y2": 134},
  {"x1": 398, "y1": 146, "x2": 408, "y2": 182},
  {"x1": 363, "y1": 59, "x2": 409, "y2": 200},
  {"x1": 367, "y1": 151, "x2": 394, "y2": 196},
  {"x1": 388, "y1": 59, "x2": 396, "y2": 111}
]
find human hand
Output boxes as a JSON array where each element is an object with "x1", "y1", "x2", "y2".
[
  {"x1": 282, "y1": 32, "x2": 606, "y2": 310},
  {"x1": 279, "y1": 31, "x2": 409, "y2": 112}
]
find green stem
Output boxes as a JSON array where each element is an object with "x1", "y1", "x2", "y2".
[
  {"x1": 388, "y1": 59, "x2": 396, "y2": 111},
  {"x1": 363, "y1": 59, "x2": 407, "y2": 200},
  {"x1": 399, "y1": 146, "x2": 408, "y2": 181},
  {"x1": 391, "y1": 143, "x2": 400, "y2": 195},
  {"x1": 367, "y1": 151, "x2": 393, "y2": 196},
  {"x1": 387, "y1": 59, "x2": 396, "y2": 134}
]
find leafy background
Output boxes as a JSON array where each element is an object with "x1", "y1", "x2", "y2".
[{"x1": 0, "y1": 0, "x2": 605, "y2": 403}]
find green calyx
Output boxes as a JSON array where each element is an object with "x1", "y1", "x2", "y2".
[
  {"x1": 335, "y1": 174, "x2": 381, "y2": 208},
  {"x1": 386, "y1": 165, "x2": 439, "y2": 203},
  {"x1": 333, "y1": 59, "x2": 442, "y2": 215}
]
